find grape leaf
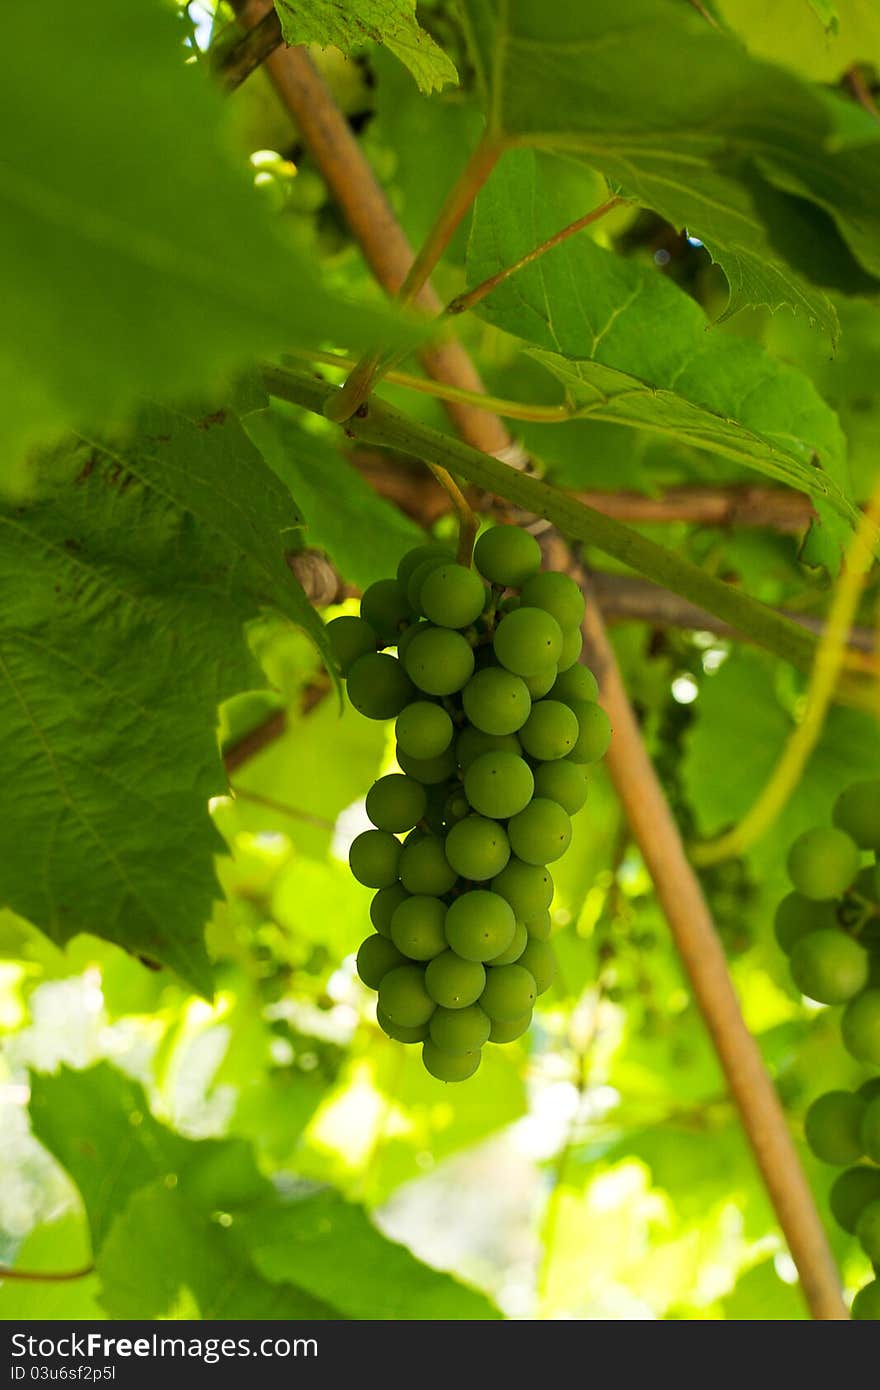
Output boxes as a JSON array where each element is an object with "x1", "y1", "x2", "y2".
[
  {"x1": 459, "y1": 0, "x2": 880, "y2": 332},
  {"x1": 0, "y1": 406, "x2": 324, "y2": 993},
  {"x1": 467, "y1": 151, "x2": 856, "y2": 553},
  {"x1": 0, "y1": 0, "x2": 416, "y2": 490},
  {"x1": 274, "y1": 0, "x2": 458, "y2": 94}
]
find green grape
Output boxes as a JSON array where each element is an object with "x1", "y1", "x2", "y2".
[
  {"x1": 472, "y1": 525, "x2": 541, "y2": 588},
  {"x1": 359, "y1": 578, "x2": 413, "y2": 645},
  {"x1": 524, "y1": 667, "x2": 557, "y2": 699},
  {"x1": 789, "y1": 929, "x2": 868, "y2": 1004},
  {"x1": 533, "y1": 760, "x2": 588, "y2": 816},
  {"x1": 518, "y1": 938, "x2": 556, "y2": 994},
  {"x1": 422, "y1": 1039, "x2": 481, "y2": 1082},
  {"x1": 349, "y1": 829, "x2": 402, "y2": 888},
  {"x1": 407, "y1": 556, "x2": 452, "y2": 613},
  {"x1": 804, "y1": 1090, "x2": 865, "y2": 1164},
  {"x1": 419, "y1": 563, "x2": 486, "y2": 629},
  {"x1": 519, "y1": 700, "x2": 579, "y2": 761},
  {"x1": 445, "y1": 890, "x2": 517, "y2": 962},
  {"x1": 852, "y1": 1279, "x2": 880, "y2": 1319},
  {"x1": 480, "y1": 963, "x2": 537, "y2": 1022},
  {"x1": 398, "y1": 835, "x2": 457, "y2": 895},
  {"x1": 567, "y1": 700, "x2": 612, "y2": 764},
  {"x1": 347, "y1": 652, "x2": 415, "y2": 720},
  {"x1": 786, "y1": 825, "x2": 860, "y2": 900},
  {"x1": 425, "y1": 950, "x2": 486, "y2": 1008},
  {"x1": 773, "y1": 893, "x2": 838, "y2": 955},
  {"x1": 489, "y1": 919, "x2": 528, "y2": 965},
  {"x1": 493, "y1": 607, "x2": 563, "y2": 678},
  {"x1": 370, "y1": 883, "x2": 409, "y2": 938},
  {"x1": 861, "y1": 1096, "x2": 880, "y2": 1162},
  {"x1": 456, "y1": 726, "x2": 522, "y2": 771},
  {"x1": 397, "y1": 543, "x2": 452, "y2": 589},
  {"x1": 488, "y1": 1011, "x2": 532, "y2": 1043},
  {"x1": 462, "y1": 668, "x2": 531, "y2": 735},
  {"x1": 390, "y1": 894, "x2": 448, "y2": 960},
  {"x1": 356, "y1": 933, "x2": 405, "y2": 990},
  {"x1": 842, "y1": 989, "x2": 880, "y2": 1064},
  {"x1": 556, "y1": 626, "x2": 583, "y2": 673},
  {"x1": 525, "y1": 910, "x2": 551, "y2": 941},
  {"x1": 326, "y1": 615, "x2": 377, "y2": 675},
  {"x1": 404, "y1": 627, "x2": 475, "y2": 695},
  {"x1": 520, "y1": 570, "x2": 586, "y2": 630},
  {"x1": 508, "y1": 798, "x2": 572, "y2": 865},
  {"x1": 856, "y1": 1200, "x2": 880, "y2": 1264},
  {"x1": 397, "y1": 619, "x2": 430, "y2": 661},
  {"x1": 376, "y1": 1007, "x2": 429, "y2": 1043},
  {"x1": 829, "y1": 1165, "x2": 880, "y2": 1234},
  {"x1": 445, "y1": 815, "x2": 511, "y2": 881},
  {"x1": 395, "y1": 701, "x2": 453, "y2": 760},
  {"x1": 396, "y1": 744, "x2": 458, "y2": 785},
  {"x1": 429, "y1": 1003, "x2": 491, "y2": 1054},
  {"x1": 464, "y1": 751, "x2": 534, "y2": 819},
  {"x1": 366, "y1": 774, "x2": 427, "y2": 832},
  {"x1": 443, "y1": 790, "x2": 470, "y2": 825},
  {"x1": 833, "y1": 780, "x2": 880, "y2": 852},
  {"x1": 492, "y1": 859, "x2": 553, "y2": 919},
  {"x1": 551, "y1": 663, "x2": 599, "y2": 704},
  {"x1": 378, "y1": 964, "x2": 436, "y2": 1028}
]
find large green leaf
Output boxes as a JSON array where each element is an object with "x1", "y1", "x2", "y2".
[
  {"x1": 467, "y1": 151, "x2": 856, "y2": 553},
  {"x1": 0, "y1": 406, "x2": 324, "y2": 992},
  {"x1": 0, "y1": 0, "x2": 414, "y2": 489},
  {"x1": 274, "y1": 0, "x2": 458, "y2": 93},
  {"x1": 460, "y1": 0, "x2": 880, "y2": 332}
]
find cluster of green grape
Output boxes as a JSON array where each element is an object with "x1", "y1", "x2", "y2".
[
  {"x1": 773, "y1": 779, "x2": 880, "y2": 1318},
  {"x1": 326, "y1": 525, "x2": 609, "y2": 1082}
]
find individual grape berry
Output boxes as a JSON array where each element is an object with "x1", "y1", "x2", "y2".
[
  {"x1": 488, "y1": 1011, "x2": 533, "y2": 1043},
  {"x1": 489, "y1": 919, "x2": 528, "y2": 965},
  {"x1": 524, "y1": 667, "x2": 557, "y2": 699},
  {"x1": 326, "y1": 615, "x2": 377, "y2": 675},
  {"x1": 445, "y1": 815, "x2": 511, "y2": 881},
  {"x1": 347, "y1": 652, "x2": 415, "y2": 720},
  {"x1": 773, "y1": 894, "x2": 838, "y2": 955},
  {"x1": 480, "y1": 963, "x2": 537, "y2": 1022},
  {"x1": 395, "y1": 702, "x2": 454, "y2": 760},
  {"x1": 508, "y1": 798, "x2": 572, "y2": 865},
  {"x1": 425, "y1": 951, "x2": 486, "y2": 1008},
  {"x1": 390, "y1": 895, "x2": 448, "y2": 960},
  {"x1": 556, "y1": 626, "x2": 583, "y2": 673},
  {"x1": 404, "y1": 627, "x2": 475, "y2": 695},
  {"x1": 356, "y1": 934, "x2": 406, "y2": 989},
  {"x1": 856, "y1": 1200, "x2": 880, "y2": 1264},
  {"x1": 518, "y1": 938, "x2": 556, "y2": 994},
  {"x1": 422, "y1": 1039, "x2": 481, "y2": 1082},
  {"x1": 829, "y1": 1165, "x2": 880, "y2": 1234},
  {"x1": 462, "y1": 668, "x2": 531, "y2": 736},
  {"x1": 366, "y1": 774, "x2": 427, "y2": 832},
  {"x1": 519, "y1": 700, "x2": 579, "y2": 761},
  {"x1": 833, "y1": 780, "x2": 880, "y2": 852},
  {"x1": 419, "y1": 563, "x2": 486, "y2": 629},
  {"x1": 445, "y1": 891, "x2": 517, "y2": 962},
  {"x1": 443, "y1": 789, "x2": 471, "y2": 825},
  {"x1": 397, "y1": 619, "x2": 429, "y2": 661},
  {"x1": 852, "y1": 1279, "x2": 880, "y2": 1319},
  {"x1": 520, "y1": 570, "x2": 586, "y2": 630},
  {"x1": 804, "y1": 1090, "x2": 865, "y2": 1165},
  {"x1": 786, "y1": 825, "x2": 860, "y2": 901},
  {"x1": 396, "y1": 744, "x2": 458, "y2": 785},
  {"x1": 525, "y1": 910, "x2": 551, "y2": 941},
  {"x1": 492, "y1": 859, "x2": 554, "y2": 919},
  {"x1": 370, "y1": 883, "x2": 410, "y2": 937},
  {"x1": 551, "y1": 663, "x2": 599, "y2": 704},
  {"x1": 861, "y1": 1096, "x2": 880, "y2": 1162},
  {"x1": 378, "y1": 964, "x2": 436, "y2": 1028},
  {"x1": 429, "y1": 1003, "x2": 491, "y2": 1054},
  {"x1": 567, "y1": 700, "x2": 612, "y2": 764},
  {"x1": 464, "y1": 751, "x2": 534, "y2": 819},
  {"x1": 493, "y1": 607, "x2": 563, "y2": 678},
  {"x1": 533, "y1": 760, "x2": 588, "y2": 816},
  {"x1": 349, "y1": 829, "x2": 402, "y2": 888},
  {"x1": 473, "y1": 525, "x2": 541, "y2": 588},
  {"x1": 788, "y1": 929, "x2": 868, "y2": 1004},
  {"x1": 841, "y1": 989, "x2": 880, "y2": 1064},
  {"x1": 397, "y1": 543, "x2": 453, "y2": 590},
  {"x1": 456, "y1": 726, "x2": 522, "y2": 771},
  {"x1": 359, "y1": 578, "x2": 413, "y2": 645},
  {"x1": 407, "y1": 555, "x2": 453, "y2": 613},
  {"x1": 398, "y1": 835, "x2": 457, "y2": 895},
  {"x1": 377, "y1": 1007, "x2": 429, "y2": 1043}
]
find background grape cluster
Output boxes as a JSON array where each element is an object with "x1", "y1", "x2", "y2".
[
  {"x1": 774, "y1": 780, "x2": 880, "y2": 1318},
  {"x1": 327, "y1": 525, "x2": 610, "y2": 1082}
]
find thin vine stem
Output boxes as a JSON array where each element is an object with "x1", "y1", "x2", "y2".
[
  {"x1": 424, "y1": 463, "x2": 478, "y2": 564},
  {"x1": 0, "y1": 1264, "x2": 95, "y2": 1282}
]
